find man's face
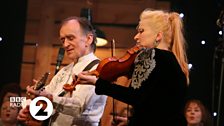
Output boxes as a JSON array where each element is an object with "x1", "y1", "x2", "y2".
[{"x1": 59, "y1": 20, "x2": 91, "y2": 61}]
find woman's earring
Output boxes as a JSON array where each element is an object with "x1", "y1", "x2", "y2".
[{"x1": 153, "y1": 40, "x2": 159, "y2": 47}]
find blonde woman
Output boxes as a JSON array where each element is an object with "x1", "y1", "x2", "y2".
[{"x1": 78, "y1": 8, "x2": 189, "y2": 126}]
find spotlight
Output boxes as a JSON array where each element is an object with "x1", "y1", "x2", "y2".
[{"x1": 80, "y1": 8, "x2": 108, "y2": 47}]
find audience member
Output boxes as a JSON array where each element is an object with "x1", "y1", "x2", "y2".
[
  {"x1": 0, "y1": 82, "x2": 22, "y2": 126},
  {"x1": 184, "y1": 99, "x2": 213, "y2": 126}
]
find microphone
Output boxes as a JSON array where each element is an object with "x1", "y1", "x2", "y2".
[{"x1": 55, "y1": 47, "x2": 65, "y2": 75}]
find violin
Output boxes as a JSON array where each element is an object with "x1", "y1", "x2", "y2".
[
  {"x1": 62, "y1": 45, "x2": 143, "y2": 95},
  {"x1": 90, "y1": 45, "x2": 143, "y2": 81}
]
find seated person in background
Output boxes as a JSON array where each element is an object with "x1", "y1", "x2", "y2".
[
  {"x1": 0, "y1": 83, "x2": 22, "y2": 107},
  {"x1": 112, "y1": 106, "x2": 133, "y2": 126},
  {"x1": 0, "y1": 82, "x2": 23, "y2": 126},
  {"x1": 184, "y1": 99, "x2": 213, "y2": 126},
  {"x1": 0, "y1": 101, "x2": 21, "y2": 126}
]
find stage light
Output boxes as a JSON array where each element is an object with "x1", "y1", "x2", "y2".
[
  {"x1": 218, "y1": 30, "x2": 222, "y2": 35},
  {"x1": 188, "y1": 63, "x2": 193, "y2": 70},
  {"x1": 80, "y1": 8, "x2": 108, "y2": 47},
  {"x1": 213, "y1": 112, "x2": 217, "y2": 117},
  {"x1": 179, "y1": 13, "x2": 184, "y2": 18},
  {"x1": 201, "y1": 40, "x2": 206, "y2": 45}
]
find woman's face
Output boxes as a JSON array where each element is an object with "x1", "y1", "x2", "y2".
[
  {"x1": 185, "y1": 102, "x2": 202, "y2": 125},
  {"x1": 134, "y1": 19, "x2": 157, "y2": 48},
  {"x1": 0, "y1": 101, "x2": 19, "y2": 124}
]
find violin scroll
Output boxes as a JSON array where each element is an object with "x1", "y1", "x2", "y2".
[{"x1": 63, "y1": 84, "x2": 75, "y2": 92}]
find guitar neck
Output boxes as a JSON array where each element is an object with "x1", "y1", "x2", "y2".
[{"x1": 34, "y1": 72, "x2": 50, "y2": 90}]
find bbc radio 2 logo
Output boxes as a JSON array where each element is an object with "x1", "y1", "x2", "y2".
[
  {"x1": 10, "y1": 97, "x2": 26, "y2": 107},
  {"x1": 10, "y1": 96, "x2": 53, "y2": 121},
  {"x1": 29, "y1": 96, "x2": 53, "y2": 121}
]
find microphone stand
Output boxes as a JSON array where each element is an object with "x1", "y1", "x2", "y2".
[
  {"x1": 213, "y1": 9, "x2": 224, "y2": 126},
  {"x1": 55, "y1": 47, "x2": 65, "y2": 75},
  {"x1": 216, "y1": 40, "x2": 224, "y2": 126}
]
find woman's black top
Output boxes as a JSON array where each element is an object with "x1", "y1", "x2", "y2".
[{"x1": 95, "y1": 48, "x2": 187, "y2": 126}]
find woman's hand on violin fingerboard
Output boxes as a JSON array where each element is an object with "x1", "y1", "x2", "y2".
[{"x1": 77, "y1": 71, "x2": 97, "y2": 85}]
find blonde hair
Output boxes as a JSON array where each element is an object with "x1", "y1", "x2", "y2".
[{"x1": 140, "y1": 8, "x2": 189, "y2": 84}]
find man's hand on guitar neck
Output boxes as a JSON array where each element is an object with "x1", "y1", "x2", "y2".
[{"x1": 26, "y1": 85, "x2": 53, "y2": 101}]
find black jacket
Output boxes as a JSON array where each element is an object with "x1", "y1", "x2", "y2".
[{"x1": 95, "y1": 48, "x2": 187, "y2": 126}]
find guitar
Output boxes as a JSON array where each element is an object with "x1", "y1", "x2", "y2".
[
  {"x1": 23, "y1": 72, "x2": 50, "y2": 126},
  {"x1": 26, "y1": 72, "x2": 50, "y2": 99}
]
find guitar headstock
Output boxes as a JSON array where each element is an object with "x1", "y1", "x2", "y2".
[{"x1": 34, "y1": 72, "x2": 50, "y2": 90}]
